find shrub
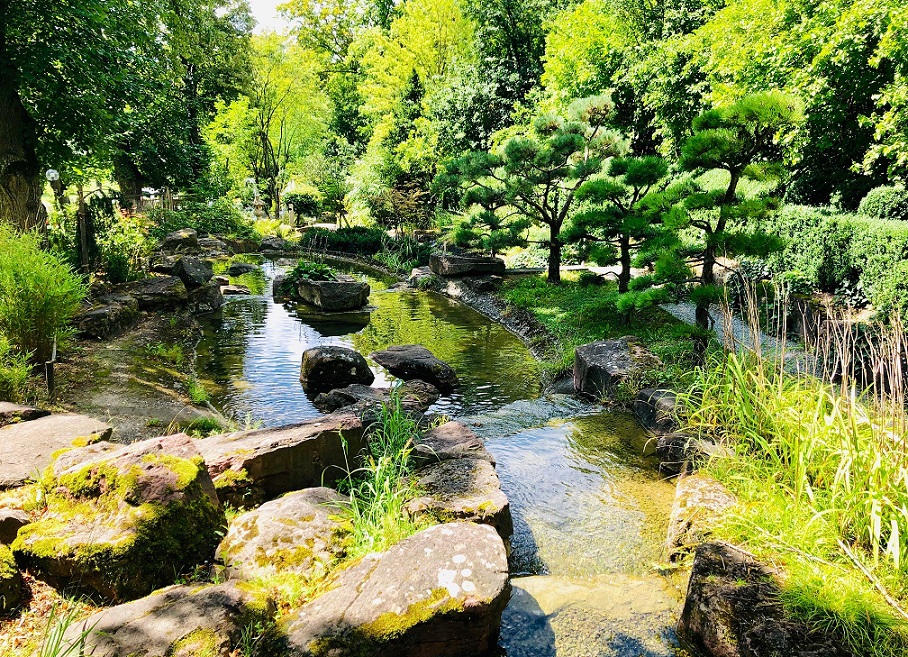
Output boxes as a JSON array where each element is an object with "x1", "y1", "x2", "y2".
[
  {"x1": 286, "y1": 260, "x2": 337, "y2": 283},
  {"x1": 147, "y1": 199, "x2": 255, "y2": 240},
  {"x1": 858, "y1": 186, "x2": 908, "y2": 221},
  {"x1": 97, "y1": 214, "x2": 152, "y2": 283},
  {"x1": 284, "y1": 191, "x2": 322, "y2": 217},
  {"x1": 0, "y1": 227, "x2": 86, "y2": 363},
  {"x1": 299, "y1": 226, "x2": 386, "y2": 255},
  {"x1": 0, "y1": 336, "x2": 32, "y2": 402}
]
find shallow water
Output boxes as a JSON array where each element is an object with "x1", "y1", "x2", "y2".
[
  {"x1": 195, "y1": 261, "x2": 541, "y2": 424},
  {"x1": 193, "y1": 260, "x2": 682, "y2": 656}
]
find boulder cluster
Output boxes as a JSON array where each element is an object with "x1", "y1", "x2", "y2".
[{"x1": 0, "y1": 345, "x2": 512, "y2": 657}]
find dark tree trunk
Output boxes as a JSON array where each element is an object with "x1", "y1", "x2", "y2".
[
  {"x1": 113, "y1": 154, "x2": 146, "y2": 211},
  {"x1": 0, "y1": 71, "x2": 45, "y2": 231},
  {"x1": 547, "y1": 222, "x2": 562, "y2": 284},
  {"x1": 618, "y1": 233, "x2": 632, "y2": 293}
]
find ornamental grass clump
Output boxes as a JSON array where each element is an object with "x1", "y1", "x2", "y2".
[
  {"x1": 0, "y1": 226, "x2": 86, "y2": 364},
  {"x1": 340, "y1": 389, "x2": 425, "y2": 558},
  {"x1": 680, "y1": 292, "x2": 908, "y2": 657}
]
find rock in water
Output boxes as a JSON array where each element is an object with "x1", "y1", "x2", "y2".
[
  {"x1": 172, "y1": 256, "x2": 214, "y2": 289},
  {"x1": 227, "y1": 262, "x2": 260, "y2": 276},
  {"x1": 285, "y1": 522, "x2": 510, "y2": 657},
  {"x1": 216, "y1": 487, "x2": 349, "y2": 582},
  {"x1": 369, "y1": 344, "x2": 458, "y2": 392},
  {"x1": 62, "y1": 583, "x2": 274, "y2": 657},
  {"x1": 293, "y1": 277, "x2": 371, "y2": 311},
  {"x1": 666, "y1": 474, "x2": 735, "y2": 561},
  {"x1": 300, "y1": 346, "x2": 375, "y2": 393},
  {"x1": 260, "y1": 235, "x2": 291, "y2": 252},
  {"x1": 12, "y1": 434, "x2": 224, "y2": 602},
  {"x1": 0, "y1": 545, "x2": 21, "y2": 614},
  {"x1": 633, "y1": 387, "x2": 682, "y2": 435},
  {"x1": 413, "y1": 421, "x2": 495, "y2": 466},
  {"x1": 678, "y1": 542, "x2": 849, "y2": 657},
  {"x1": 428, "y1": 253, "x2": 506, "y2": 277},
  {"x1": 573, "y1": 336, "x2": 660, "y2": 399},
  {"x1": 196, "y1": 413, "x2": 366, "y2": 505},
  {"x1": 188, "y1": 278, "x2": 224, "y2": 314},
  {"x1": 405, "y1": 458, "x2": 513, "y2": 541},
  {"x1": 312, "y1": 380, "x2": 440, "y2": 417}
]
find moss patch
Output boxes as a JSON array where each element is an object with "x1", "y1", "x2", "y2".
[{"x1": 168, "y1": 628, "x2": 221, "y2": 657}]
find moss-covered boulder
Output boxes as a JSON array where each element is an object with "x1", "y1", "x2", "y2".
[
  {"x1": 285, "y1": 522, "x2": 510, "y2": 657},
  {"x1": 62, "y1": 582, "x2": 275, "y2": 657},
  {"x1": 405, "y1": 458, "x2": 512, "y2": 542},
  {"x1": 0, "y1": 544, "x2": 22, "y2": 614},
  {"x1": 216, "y1": 487, "x2": 350, "y2": 582},
  {"x1": 12, "y1": 434, "x2": 224, "y2": 602}
]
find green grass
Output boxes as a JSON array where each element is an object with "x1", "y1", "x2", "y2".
[
  {"x1": 683, "y1": 348, "x2": 908, "y2": 657},
  {"x1": 340, "y1": 390, "x2": 427, "y2": 559},
  {"x1": 142, "y1": 342, "x2": 186, "y2": 368},
  {"x1": 500, "y1": 272, "x2": 708, "y2": 383},
  {"x1": 186, "y1": 377, "x2": 210, "y2": 404}
]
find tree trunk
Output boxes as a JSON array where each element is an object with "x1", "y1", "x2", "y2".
[
  {"x1": 618, "y1": 233, "x2": 631, "y2": 293},
  {"x1": 0, "y1": 73, "x2": 45, "y2": 231},
  {"x1": 113, "y1": 154, "x2": 146, "y2": 211},
  {"x1": 547, "y1": 222, "x2": 562, "y2": 284}
]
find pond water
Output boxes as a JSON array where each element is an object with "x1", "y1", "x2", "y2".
[{"x1": 194, "y1": 260, "x2": 682, "y2": 657}]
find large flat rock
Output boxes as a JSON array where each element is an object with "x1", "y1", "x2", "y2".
[
  {"x1": 197, "y1": 413, "x2": 366, "y2": 504},
  {"x1": 414, "y1": 421, "x2": 494, "y2": 466},
  {"x1": 63, "y1": 582, "x2": 273, "y2": 657},
  {"x1": 0, "y1": 413, "x2": 112, "y2": 488},
  {"x1": 429, "y1": 253, "x2": 506, "y2": 277},
  {"x1": 0, "y1": 402, "x2": 49, "y2": 427},
  {"x1": 286, "y1": 522, "x2": 510, "y2": 657},
  {"x1": 666, "y1": 473, "x2": 736, "y2": 561},
  {"x1": 573, "y1": 336, "x2": 661, "y2": 399},
  {"x1": 369, "y1": 344, "x2": 458, "y2": 392}
]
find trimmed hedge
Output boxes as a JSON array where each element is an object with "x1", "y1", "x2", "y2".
[
  {"x1": 760, "y1": 206, "x2": 908, "y2": 318},
  {"x1": 858, "y1": 186, "x2": 908, "y2": 222},
  {"x1": 298, "y1": 226, "x2": 386, "y2": 255}
]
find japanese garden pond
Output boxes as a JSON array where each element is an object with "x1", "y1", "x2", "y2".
[{"x1": 194, "y1": 259, "x2": 683, "y2": 657}]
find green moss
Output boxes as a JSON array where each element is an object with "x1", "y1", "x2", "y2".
[
  {"x1": 142, "y1": 454, "x2": 203, "y2": 489},
  {"x1": 168, "y1": 628, "x2": 221, "y2": 657},
  {"x1": 214, "y1": 468, "x2": 252, "y2": 489},
  {"x1": 0, "y1": 544, "x2": 17, "y2": 580}
]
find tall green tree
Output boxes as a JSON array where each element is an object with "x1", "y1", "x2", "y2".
[
  {"x1": 563, "y1": 155, "x2": 668, "y2": 292},
  {"x1": 0, "y1": 0, "x2": 165, "y2": 229},
  {"x1": 443, "y1": 96, "x2": 623, "y2": 283},
  {"x1": 628, "y1": 92, "x2": 802, "y2": 350}
]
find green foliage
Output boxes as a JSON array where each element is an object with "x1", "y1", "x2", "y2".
[
  {"x1": 148, "y1": 200, "x2": 255, "y2": 240},
  {"x1": 97, "y1": 214, "x2": 152, "y2": 284},
  {"x1": 187, "y1": 377, "x2": 211, "y2": 404},
  {"x1": 685, "y1": 343, "x2": 908, "y2": 656},
  {"x1": 0, "y1": 336, "x2": 32, "y2": 403},
  {"x1": 39, "y1": 604, "x2": 95, "y2": 657},
  {"x1": 299, "y1": 227, "x2": 387, "y2": 255},
  {"x1": 286, "y1": 260, "x2": 338, "y2": 284},
  {"x1": 284, "y1": 191, "x2": 322, "y2": 217},
  {"x1": 859, "y1": 186, "x2": 908, "y2": 221},
  {"x1": 342, "y1": 391, "x2": 425, "y2": 558},
  {"x1": 0, "y1": 227, "x2": 86, "y2": 364}
]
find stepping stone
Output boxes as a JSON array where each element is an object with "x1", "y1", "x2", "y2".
[{"x1": 0, "y1": 413, "x2": 112, "y2": 488}]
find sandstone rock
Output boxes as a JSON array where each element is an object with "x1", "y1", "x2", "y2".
[
  {"x1": 0, "y1": 413, "x2": 112, "y2": 489},
  {"x1": 0, "y1": 509, "x2": 29, "y2": 544},
  {"x1": 118, "y1": 276, "x2": 188, "y2": 310},
  {"x1": 666, "y1": 474, "x2": 736, "y2": 560},
  {"x1": 313, "y1": 380, "x2": 440, "y2": 416},
  {"x1": 197, "y1": 413, "x2": 366, "y2": 505},
  {"x1": 188, "y1": 278, "x2": 224, "y2": 314},
  {"x1": 217, "y1": 487, "x2": 349, "y2": 581},
  {"x1": 285, "y1": 522, "x2": 510, "y2": 657},
  {"x1": 213, "y1": 274, "x2": 230, "y2": 285},
  {"x1": 414, "y1": 421, "x2": 494, "y2": 466},
  {"x1": 370, "y1": 344, "x2": 458, "y2": 392},
  {"x1": 407, "y1": 266, "x2": 442, "y2": 290},
  {"x1": 227, "y1": 262, "x2": 260, "y2": 276},
  {"x1": 294, "y1": 276, "x2": 371, "y2": 311},
  {"x1": 223, "y1": 237, "x2": 259, "y2": 254},
  {"x1": 300, "y1": 346, "x2": 375, "y2": 393},
  {"x1": 573, "y1": 336, "x2": 661, "y2": 399},
  {"x1": 656, "y1": 433, "x2": 733, "y2": 476},
  {"x1": 678, "y1": 542, "x2": 849, "y2": 657},
  {"x1": 0, "y1": 544, "x2": 21, "y2": 614},
  {"x1": 75, "y1": 294, "x2": 141, "y2": 340},
  {"x1": 198, "y1": 237, "x2": 229, "y2": 256},
  {"x1": 429, "y1": 253, "x2": 506, "y2": 277},
  {"x1": 260, "y1": 235, "x2": 291, "y2": 252},
  {"x1": 172, "y1": 256, "x2": 214, "y2": 289},
  {"x1": 634, "y1": 388, "x2": 682, "y2": 435},
  {"x1": 0, "y1": 401, "x2": 49, "y2": 427},
  {"x1": 406, "y1": 459, "x2": 512, "y2": 541},
  {"x1": 13, "y1": 434, "x2": 224, "y2": 602},
  {"x1": 462, "y1": 275, "x2": 502, "y2": 293},
  {"x1": 221, "y1": 284, "x2": 251, "y2": 295},
  {"x1": 62, "y1": 582, "x2": 274, "y2": 657},
  {"x1": 162, "y1": 228, "x2": 199, "y2": 253}
]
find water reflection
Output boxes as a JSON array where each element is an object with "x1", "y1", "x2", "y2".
[{"x1": 194, "y1": 261, "x2": 541, "y2": 426}]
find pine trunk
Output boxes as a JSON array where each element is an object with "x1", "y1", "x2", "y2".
[
  {"x1": 618, "y1": 234, "x2": 631, "y2": 293},
  {"x1": 547, "y1": 223, "x2": 562, "y2": 284}
]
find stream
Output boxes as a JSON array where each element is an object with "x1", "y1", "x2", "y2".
[{"x1": 194, "y1": 259, "x2": 684, "y2": 657}]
